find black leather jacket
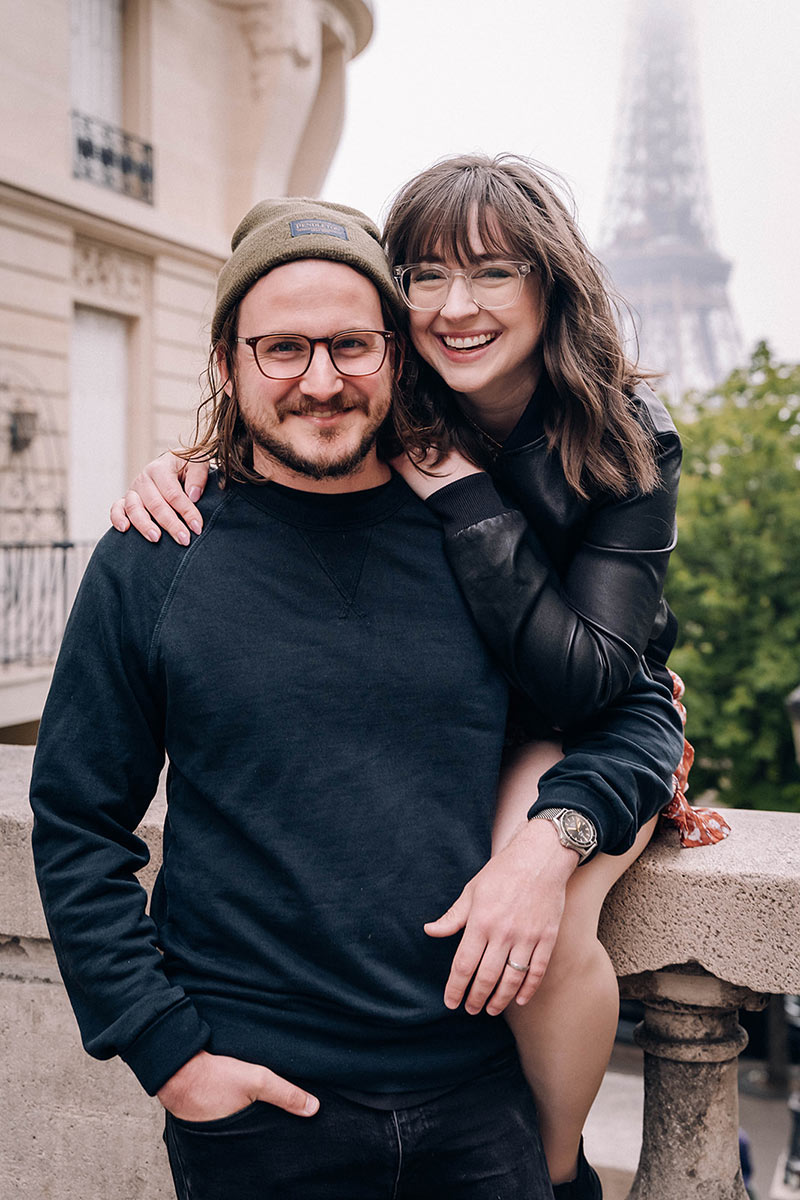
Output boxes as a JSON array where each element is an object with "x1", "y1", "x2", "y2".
[
  {"x1": 424, "y1": 380, "x2": 684, "y2": 856},
  {"x1": 427, "y1": 381, "x2": 681, "y2": 731}
]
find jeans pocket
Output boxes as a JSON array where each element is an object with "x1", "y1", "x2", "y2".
[
  {"x1": 165, "y1": 1102, "x2": 282, "y2": 1200},
  {"x1": 167, "y1": 1099, "x2": 264, "y2": 1132}
]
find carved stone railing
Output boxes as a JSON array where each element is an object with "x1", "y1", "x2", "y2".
[
  {"x1": 1, "y1": 744, "x2": 799, "y2": 1198},
  {"x1": 600, "y1": 807, "x2": 800, "y2": 1199}
]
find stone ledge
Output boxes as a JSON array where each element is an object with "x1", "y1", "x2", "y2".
[
  {"x1": 599, "y1": 809, "x2": 800, "y2": 995},
  {"x1": 0, "y1": 664, "x2": 54, "y2": 727},
  {"x1": 1, "y1": 746, "x2": 166, "y2": 940},
  {"x1": 6, "y1": 745, "x2": 800, "y2": 996}
]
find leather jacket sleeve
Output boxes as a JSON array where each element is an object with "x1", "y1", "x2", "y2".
[
  {"x1": 525, "y1": 668, "x2": 685, "y2": 856},
  {"x1": 426, "y1": 388, "x2": 682, "y2": 729}
]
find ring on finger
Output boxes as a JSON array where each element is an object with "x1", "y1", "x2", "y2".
[{"x1": 506, "y1": 957, "x2": 530, "y2": 973}]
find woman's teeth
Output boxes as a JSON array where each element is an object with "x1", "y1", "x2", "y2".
[{"x1": 441, "y1": 333, "x2": 497, "y2": 350}]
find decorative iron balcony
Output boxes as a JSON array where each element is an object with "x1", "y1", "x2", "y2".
[
  {"x1": 1, "y1": 542, "x2": 94, "y2": 668},
  {"x1": 71, "y1": 110, "x2": 154, "y2": 204}
]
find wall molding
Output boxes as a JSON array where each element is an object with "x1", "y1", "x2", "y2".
[{"x1": 73, "y1": 238, "x2": 149, "y2": 313}]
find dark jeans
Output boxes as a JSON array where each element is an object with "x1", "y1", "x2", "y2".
[{"x1": 163, "y1": 1056, "x2": 554, "y2": 1199}]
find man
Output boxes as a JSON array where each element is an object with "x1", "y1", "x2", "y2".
[{"x1": 30, "y1": 200, "x2": 677, "y2": 1198}]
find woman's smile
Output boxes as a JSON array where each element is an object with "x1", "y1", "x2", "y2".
[{"x1": 439, "y1": 331, "x2": 499, "y2": 351}]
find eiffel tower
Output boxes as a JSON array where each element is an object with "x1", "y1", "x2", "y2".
[{"x1": 600, "y1": 0, "x2": 741, "y2": 398}]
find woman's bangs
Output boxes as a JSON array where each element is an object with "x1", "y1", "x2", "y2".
[
  {"x1": 402, "y1": 190, "x2": 523, "y2": 266},
  {"x1": 398, "y1": 188, "x2": 470, "y2": 264}
]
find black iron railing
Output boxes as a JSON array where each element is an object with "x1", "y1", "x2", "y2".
[
  {"x1": 1, "y1": 543, "x2": 94, "y2": 668},
  {"x1": 71, "y1": 110, "x2": 154, "y2": 204}
]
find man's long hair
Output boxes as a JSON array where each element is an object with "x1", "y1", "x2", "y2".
[
  {"x1": 383, "y1": 153, "x2": 659, "y2": 499},
  {"x1": 180, "y1": 298, "x2": 412, "y2": 484}
]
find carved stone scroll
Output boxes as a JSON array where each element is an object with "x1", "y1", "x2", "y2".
[{"x1": 72, "y1": 239, "x2": 147, "y2": 309}]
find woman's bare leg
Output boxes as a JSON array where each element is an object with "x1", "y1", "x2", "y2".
[{"x1": 493, "y1": 742, "x2": 658, "y2": 1186}]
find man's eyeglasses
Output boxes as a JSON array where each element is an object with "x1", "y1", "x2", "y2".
[
  {"x1": 236, "y1": 330, "x2": 394, "y2": 380},
  {"x1": 393, "y1": 261, "x2": 533, "y2": 311}
]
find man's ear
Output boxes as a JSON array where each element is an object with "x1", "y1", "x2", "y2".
[{"x1": 216, "y1": 345, "x2": 233, "y2": 397}]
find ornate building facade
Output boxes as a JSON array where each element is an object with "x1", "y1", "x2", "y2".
[{"x1": 0, "y1": 0, "x2": 373, "y2": 730}]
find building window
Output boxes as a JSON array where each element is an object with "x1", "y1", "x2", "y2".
[
  {"x1": 70, "y1": 0, "x2": 154, "y2": 203},
  {"x1": 69, "y1": 306, "x2": 129, "y2": 543},
  {"x1": 71, "y1": 0, "x2": 124, "y2": 125}
]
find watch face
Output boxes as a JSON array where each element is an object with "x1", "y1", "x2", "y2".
[{"x1": 562, "y1": 811, "x2": 595, "y2": 847}]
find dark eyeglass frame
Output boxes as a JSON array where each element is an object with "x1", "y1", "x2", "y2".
[{"x1": 236, "y1": 330, "x2": 395, "y2": 380}]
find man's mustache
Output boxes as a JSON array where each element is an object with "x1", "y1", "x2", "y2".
[{"x1": 276, "y1": 393, "x2": 370, "y2": 419}]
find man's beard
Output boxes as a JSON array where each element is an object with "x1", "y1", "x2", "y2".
[
  {"x1": 242, "y1": 389, "x2": 391, "y2": 482},
  {"x1": 248, "y1": 422, "x2": 383, "y2": 481}
]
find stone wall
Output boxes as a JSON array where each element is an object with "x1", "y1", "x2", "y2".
[{"x1": 1, "y1": 746, "x2": 171, "y2": 1198}]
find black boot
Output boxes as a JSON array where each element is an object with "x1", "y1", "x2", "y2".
[{"x1": 551, "y1": 1138, "x2": 602, "y2": 1200}]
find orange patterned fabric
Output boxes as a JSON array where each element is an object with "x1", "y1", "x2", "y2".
[{"x1": 660, "y1": 671, "x2": 731, "y2": 846}]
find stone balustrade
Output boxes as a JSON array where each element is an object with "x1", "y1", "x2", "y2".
[
  {"x1": 600, "y1": 806, "x2": 800, "y2": 1199},
  {"x1": 2, "y1": 744, "x2": 799, "y2": 1199}
]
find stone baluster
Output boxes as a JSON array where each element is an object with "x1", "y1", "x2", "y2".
[
  {"x1": 620, "y1": 967, "x2": 766, "y2": 1199},
  {"x1": 770, "y1": 994, "x2": 800, "y2": 1199}
]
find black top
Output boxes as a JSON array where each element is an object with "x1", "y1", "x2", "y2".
[
  {"x1": 425, "y1": 379, "x2": 683, "y2": 726},
  {"x1": 30, "y1": 474, "x2": 514, "y2": 1096}
]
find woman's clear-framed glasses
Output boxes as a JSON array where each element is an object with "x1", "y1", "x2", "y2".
[
  {"x1": 393, "y1": 261, "x2": 533, "y2": 311},
  {"x1": 236, "y1": 330, "x2": 394, "y2": 380}
]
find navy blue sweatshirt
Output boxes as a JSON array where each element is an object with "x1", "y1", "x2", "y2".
[{"x1": 30, "y1": 475, "x2": 514, "y2": 1096}]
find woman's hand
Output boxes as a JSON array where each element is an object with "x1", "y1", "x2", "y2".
[
  {"x1": 390, "y1": 448, "x2": 484, "y2": 501},
  {"x1": 110, "y1": 453, "x2": 210, "y2": 545},
  {"x1": 424, "y1": 819, "x2": 579, "y2": 1015}
]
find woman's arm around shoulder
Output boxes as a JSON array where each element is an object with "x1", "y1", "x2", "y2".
[{"x1": 110, "y1": 453, "x2": 210, "y2": 544}]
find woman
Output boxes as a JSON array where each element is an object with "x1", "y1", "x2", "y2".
[{"x1": 111, "y1": 154, "x2": 728, "y2": 1198}]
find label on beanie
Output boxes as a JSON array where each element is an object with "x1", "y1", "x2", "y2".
[{"x1": 289, "y1": 219, "x2": 349, "y2": 241}]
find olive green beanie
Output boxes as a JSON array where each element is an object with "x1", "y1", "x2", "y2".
[{"x1": 212, "y1": 198, "x2": 404, "y2": 341}]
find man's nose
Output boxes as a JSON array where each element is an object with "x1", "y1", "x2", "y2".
[
  {"x1": 298, "y1": 343, "x2": 344, "y2": 397},
  {"x1": 438, "y1": 273, "x2": 480, "y2": 320}
]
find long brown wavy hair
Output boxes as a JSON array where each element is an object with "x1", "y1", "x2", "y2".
[
  {"x1": 383, "y1": 153, "x2": 659, "y2": 499},
  {"x1": 180, "y1": 296, "x2": 412, "y2": 484}
]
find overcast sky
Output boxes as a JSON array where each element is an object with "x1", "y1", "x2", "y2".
[{"x1": 323, "y1": 0, "x2": 800, "y2": 365}]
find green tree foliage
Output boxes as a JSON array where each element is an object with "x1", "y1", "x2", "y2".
[{"x1": 666, "y1": 342, "x2": 800, "y2": 811}]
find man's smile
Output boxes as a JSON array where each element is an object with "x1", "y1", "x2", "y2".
[{"x1": 292, "y1": 404, "x2": 357, "y2": 424}]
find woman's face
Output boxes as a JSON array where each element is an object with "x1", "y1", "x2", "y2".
[{"x1": 405, "y1": 218, "x2": 546, "y2": 418}]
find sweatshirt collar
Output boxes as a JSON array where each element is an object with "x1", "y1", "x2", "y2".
[{"x1": 230, "y1": 472, "x2": 410, "y2": 529}]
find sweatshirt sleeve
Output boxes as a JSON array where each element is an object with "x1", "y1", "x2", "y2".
[
  {"x1": 525, "y1": 668, "x2": 685, "y2": 856},
  {"x1": 425, "y1": 420, "x2": 682, "y2": 729},
  {"x1": 29, "y1": 532, "x2": 211, "y2": 1095}
]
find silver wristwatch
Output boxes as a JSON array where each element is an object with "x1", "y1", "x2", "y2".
[{"x1": 531, "y1": 808, "x2": 598, "y2": 862}]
